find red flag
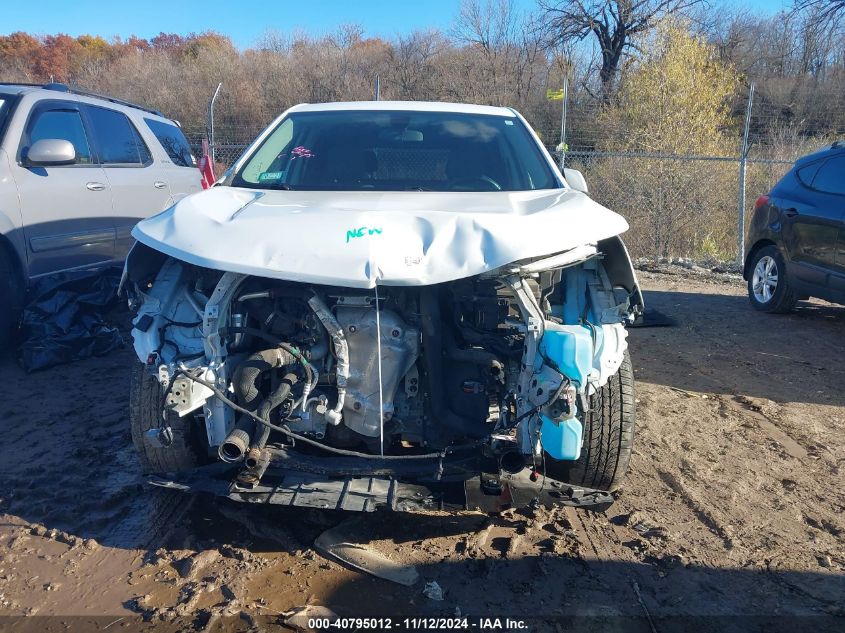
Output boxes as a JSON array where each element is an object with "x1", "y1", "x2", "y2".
[{"x1": 199, "y1": 139, "x2": 216, "y2": 189}]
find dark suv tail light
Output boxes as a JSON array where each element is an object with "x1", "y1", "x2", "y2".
[{"x1": 754, "y1": 195, "x2": 770, "y2": 210}]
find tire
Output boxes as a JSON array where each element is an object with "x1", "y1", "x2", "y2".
[
  {"x1": 0, "y1": 245, "x2": 24, "y2": 352},
  {"x1": 747, "y1": 245, "x2": 797, "y2": 313},
  {"x1": 544, "y1": 350, "x2": 635, "y2": 492},
  {"x1": 129, "y1": 363, "x2": 204, "y2": 474}
]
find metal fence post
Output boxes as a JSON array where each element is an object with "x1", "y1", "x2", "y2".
[
  {"x1": 559, "y1": 75, "x2": 568, "y2": 170},
  {"x1": 208, "y1": 83, "x2": 222, "y2": 163},
  {"x1": 737, "y1": 83, "x2": 755, "y2": 266},
  {"x1": 374, "y1": 75, "x2": 380, "y2": 101}
]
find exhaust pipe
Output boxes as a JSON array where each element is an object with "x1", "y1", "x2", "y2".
[
  {"x1": 244, "y1": 446, "x2": 265, "y2": 470},
  {"x1": 238, "y1": 447, "x2": 271, "y2": 488},
  {"x1": 499, "y1": 449, "x2": 526, "y2": 474}
]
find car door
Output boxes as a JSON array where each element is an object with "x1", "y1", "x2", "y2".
[
  {"x1": 12, "y1": 99, "x2": 115, "y2": 277},
  {"x1": 780, "y1": 155, "x2": 845, "y2": 287},
  {"x1": 809, "y1": 155, "x2": 845, "y2": 292},
  {"x1": 81, "y1": 103, "x2": 173, "y2": 260}
]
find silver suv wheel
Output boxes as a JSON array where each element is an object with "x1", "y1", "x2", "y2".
[{"x1": 752, "y1": 255, "x2": 778, "y2": 303}]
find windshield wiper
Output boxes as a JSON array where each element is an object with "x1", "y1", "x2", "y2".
[{"x1": 267, "y1": 182, "x2": 295, "y2": 190}]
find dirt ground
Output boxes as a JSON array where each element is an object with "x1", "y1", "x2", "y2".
[{"x1": 0, "y1": 267, "x2": 843, "y2": 632}]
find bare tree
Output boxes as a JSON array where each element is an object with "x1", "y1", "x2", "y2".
[
  {"x1": 451, "y1": 0, "x2": 545, "y2": 105},
  {"x1": 385, "y1": 30, "x2": 446, "y2": 99},
  {"x1": 793, "y1": 0, "x2": 845, "y2": 24},
  {"x1": 539, "y1": 0, "x2": 706, "y2": 99}
]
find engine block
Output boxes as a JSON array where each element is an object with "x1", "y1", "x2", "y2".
[{"x1": 335, "y1": 306, "x2": 420, "y2": 437}]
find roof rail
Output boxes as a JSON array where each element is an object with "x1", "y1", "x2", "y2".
[
  {"x1": 42, "y1": 82, "x2": 165, "y2": 117},
  {"x1": 0, "y1": 82, "x2": 48, "y2": 89}
]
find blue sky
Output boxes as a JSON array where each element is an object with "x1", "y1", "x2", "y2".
[{"x1": 2, "y1": 0, "x2": 790, "y2": 49}]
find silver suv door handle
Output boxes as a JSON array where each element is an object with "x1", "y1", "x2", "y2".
[
  {"x1": 86, "y1": 182, "x2": 106, "y2": 191},
  {"x1": 154, "y1": 181, "x2": 168, "y2": 189}
]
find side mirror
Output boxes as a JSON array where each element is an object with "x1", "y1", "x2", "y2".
[
  {"x1": 563, "y1": 168, "x2": 588, "y2": 194},
  {"x1": 26, "y1": 139, "x2": 76, "y2": 166}
]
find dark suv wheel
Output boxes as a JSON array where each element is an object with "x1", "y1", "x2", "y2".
[
  {"x1": 0, "y1": 246, "x2": 24, "y2": 351},
  {"x1": 747, "y1": 245, "x2": 797, "y2": 313}
]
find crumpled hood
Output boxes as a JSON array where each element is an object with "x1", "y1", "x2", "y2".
[{"x1": 132, "y1": 186, "x2": 629, "y2": 288}]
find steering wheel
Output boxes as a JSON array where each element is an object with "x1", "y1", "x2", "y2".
[{"x1": 449, "y1": 175, "x2": 502, "y2": 191}]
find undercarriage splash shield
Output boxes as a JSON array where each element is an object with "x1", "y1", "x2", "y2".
[{"x1": 147, "y1": 463, "x2": 614, "y2": 513}]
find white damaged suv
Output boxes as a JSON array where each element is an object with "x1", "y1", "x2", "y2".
[{"x1": 123, "y1": 102, "x2": 643, "y2": 512}]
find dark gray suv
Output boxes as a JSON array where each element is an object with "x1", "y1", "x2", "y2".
[{"x1": 744, "y1": 142, "x2": 845, "y2": 312}]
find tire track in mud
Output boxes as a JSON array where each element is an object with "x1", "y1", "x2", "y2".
[
  {"x1": 559, "y1": 506, "x2": 676, "y2": 621},
  {"x1": 564, "y1": 506, "x2": 630, "y2": 563},
  {"x1": 653, "y1": 469, "x2": 734, "y2": 551},
  {"x1": 126, "y1": 489, "x2": 196, "y2": 553},
  {"x1": 639, "y1": 343, "x2": 812, "y2": 464},
  {"x1": 722, "y1": 395, "x2": 807, "y2": 460}
]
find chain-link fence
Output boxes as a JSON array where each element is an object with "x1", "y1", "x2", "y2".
[{"x1": 564, "y1": 151, "x2": 792, "y2": 262}]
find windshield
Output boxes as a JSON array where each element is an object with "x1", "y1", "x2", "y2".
[{"x1": 232, "y1": 110, "x2": 560, "y2": 192}]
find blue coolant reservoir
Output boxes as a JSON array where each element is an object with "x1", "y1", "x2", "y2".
[
  {"x1": 538, "y1": 323, "x2": 594, "y2": 390},
  {"x1": 540, "y1": 417, "x2": 583, "y2": 461},
  {"x1": 538, "y1": 322, "x2": 594, "y2": 461}
]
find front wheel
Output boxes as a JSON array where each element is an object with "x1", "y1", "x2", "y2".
[
  {"x1": 129, "y1": 364, "x2": 205, "y2": 474},
  {"x1": 543, "y1": 351, "x2": 635, "y2": 492},
  {"x1": 747, "y1": 245, "x2": 797, "y2": 313}
]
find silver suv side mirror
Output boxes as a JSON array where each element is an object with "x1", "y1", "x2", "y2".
[
  {"x1": 563, "y1": 168, "x2": 588, "y2": 194},
  {"x1": 27, "y1": 139, "x2": 76, "y2": 166}
]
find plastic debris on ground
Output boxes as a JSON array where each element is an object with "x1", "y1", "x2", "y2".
[
  {"x1": 283, "y1": 605, "x2": 339, "y2": 630},
  {"x1": 423, "y1": 580, "x2": 444, "y2": 601},
  {"x1": 629, "y1": 307, "x2": 677, "y2": 328},
  {"x1": 17, "y1": 267, "x2": 125, "y2": 372},
  {"x1": 314, "y1": 519, "x2": 420, "y2": 586}
]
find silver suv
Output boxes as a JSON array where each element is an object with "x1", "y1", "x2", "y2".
[{"x1": 0, "y1": 83, "x2": 202, "y2": 346}]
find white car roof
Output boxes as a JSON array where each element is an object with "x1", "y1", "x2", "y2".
[{"x1": 286, "y1": 101, "x2": 517, "y2": 117}]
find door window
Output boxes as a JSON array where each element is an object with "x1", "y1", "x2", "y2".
[
  {"x1": 86, "y1": 106, "x2": 151, "y2": 165},
  {"x1": 27, "y1": 108, "x2": 93, "y2": 164}
]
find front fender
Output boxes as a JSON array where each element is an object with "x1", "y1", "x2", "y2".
[{"x1": 598, "y1": 236, "x2": 644, "y2": 315}]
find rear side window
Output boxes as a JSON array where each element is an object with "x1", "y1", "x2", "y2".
[
  {"x1": 144, "y1": 118, "x2": 195, "y2": 167},
  {"x1": 85, "y1": 105, "x2": 151, "y2": 165},
  {"x1": 810, "y1": 155, "x2": 845, "y2": 195},
  {"x1": 28, "y1": 108, "x2": 93, "y2": 164},
  {"x1": 796, "y1": 161, "x2": 822, "y2": 186}
]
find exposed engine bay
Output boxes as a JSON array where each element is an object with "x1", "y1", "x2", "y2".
[{"x1": 124, "y1": 238, "x2": 641, "y2": 509}]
